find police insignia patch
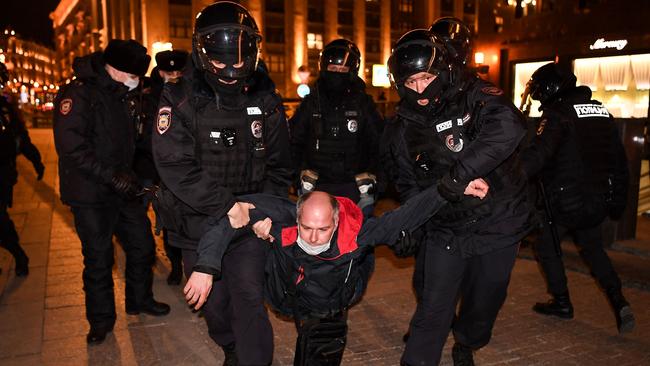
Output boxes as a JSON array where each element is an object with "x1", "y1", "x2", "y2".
[
  {"x1": 481, "y1": 86, "x2": 504, "y2": 96},
  {"x1": 536, "y1": 118, "x2": 547, "y2": 136},
  {"x1": 347, "y1": 120, "x2": 358, "y2": 133},
  {"x1": 251, "y1": 120, "x2": 263, "y2": 138},
  {"x1": 59, "y1": 98, "x2": 73, "y2": 115},
  {"x1": 445, "y1": 134, "x2": 464, "y2": 152},
  {"x1": 157, "y1": 107, "x2": 172, "y2": 135}
]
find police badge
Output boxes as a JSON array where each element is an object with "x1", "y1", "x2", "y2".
[
  {"x1": 251, "y1": 120, "x2": 263, "y2": 139},
  {"x1": 347, "y1": 119, "x2": 358, "y2": 133},
  {"x1": 59, "y1": 98, "x2": 73, "y2": 115},
  {"x1": 445, "y1": 134, "x2": 464, "y2": 152},
  {"x1": 157, "y1": 107, "x2": 172, "y2": 135}
]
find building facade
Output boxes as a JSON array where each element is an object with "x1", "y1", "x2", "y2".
[{"x1": 0, "y1": 29, "x2": 59, "y2": 111}]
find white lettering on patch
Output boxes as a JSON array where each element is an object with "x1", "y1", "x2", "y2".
[
  {"x1": 573, "y1": 104, "x2": 610, "y2": 118},
  {"x1": 247, "y1": 107, "x2": 262, "y2": 115}
]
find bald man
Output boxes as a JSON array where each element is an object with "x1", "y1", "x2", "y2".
[{"x1": 184, "y1": 179, "x2": 487, "y2": 365}]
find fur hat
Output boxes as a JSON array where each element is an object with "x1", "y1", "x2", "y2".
[
  {"x1": 103, "y1": 39, "x2": 151, "y2": 76},
  {"x1": 155, "y1": 50, "x2": 189, "y2": 72}
]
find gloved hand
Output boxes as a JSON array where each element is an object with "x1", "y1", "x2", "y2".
[
  {"x1": 110, "y1": 171, "x2": 141, "y2": 199},
  {"x1": 33, "y1": 161, "x2": 44, "y2": 181},
  {"x1": 299, "y1": 169, "x2": 319, "y2": 195},
  {"x1": 392, "y1": 229, "x2": 425, "y2": 258},
  {"x1": 437, "y1": 173, "x2": 467, "y2": 203}
]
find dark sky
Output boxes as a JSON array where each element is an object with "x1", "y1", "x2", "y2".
[{"x1": 0, "y1": 0, "x2": 60, "y2": 48}]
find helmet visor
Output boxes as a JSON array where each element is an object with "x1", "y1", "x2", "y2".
[
  {"x1": 389, "y1": 40, "x2": 439, "y2": 85},
  {"x1": 320, "y1": 46, "x2": 357, "y2": 73},
  {"x1": 196, "y1": 27, "x2": 259, "y2": 79}
]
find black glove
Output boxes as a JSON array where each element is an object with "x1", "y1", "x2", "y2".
[
  {"x1": 110, "y1": 171, "x2": 141, "y2": 199},
  {"x1": 392, "y1": 229, "x2": 425, "y2": 258},
  {"x1": 437, "y1": 173, "x2": 466, "y2": 203},
  {"x1": 33, "y1": 161, "x2": 44, "y2": 181}
]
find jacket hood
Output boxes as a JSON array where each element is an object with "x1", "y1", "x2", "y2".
[
  {"x1": 72, "y1": 52, "x2": 129, "y2": 94},
  {"x1": 281, "y1": 196, "x2": 363, "y2": 259}
]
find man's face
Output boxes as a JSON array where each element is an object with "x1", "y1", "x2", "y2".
[
  {"x1": 404, "y1": 71, "x2": 437, "y2": 105},
  {"x1": 105, "y1": 64, "x2": 139, "y2": 85},
  {"x1": 298, "y1": 204, "x2": 337, "y2": 246},
  {"x1": 158, "y1": 70, "x2": 183, "y2": 83},
  {"x1": 209, "y1": 59, "x2": 244, "y2": 84},
  {"x1": 326, "y1": 64, "x2": 350, "y2": 73}
]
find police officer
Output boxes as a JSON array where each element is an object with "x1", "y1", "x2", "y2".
[
  {"x1": 0, "y1": 61, "x2": 44, "y2": 277},
  {"x1": 289, "y1": 39, "x2": 382, "y2": 216},
  {"x1": 151, "y1": 2, "x2": 292, "y2": 365},
  {"x1": 382, "y1": 28, "x2": 532, "y2": 365},
  {"x1": 53, "y1": 39, "x2": 170, "y2": 345},
  {"x1": 141, "y1": 49, "x2": 189, "y2": 285},
  {"x1": 521, "y1": 62, "x2": 634, "y2": 333}
]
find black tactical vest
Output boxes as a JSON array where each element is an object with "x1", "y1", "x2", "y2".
[{"x1": 306, "y1": 91, "x2": 365, "y2": 183}]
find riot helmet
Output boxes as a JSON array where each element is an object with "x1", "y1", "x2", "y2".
[
  {"x1": 429, "y1": 17, "x2": 472, "y2": 67},
  {"x1": 388, "y1": 29, "x2": 450, "y2": 114},
  {"x1": 523, "y1": 62, "x2": 577, "y2": 107},
  {"x1": 319, "y1": 39, "x2": 361, "y2": 75},
  {"x1": 0, "y1": 62, "x2": 9, "y2": 87},
  {"x1": 193, "y1": 1, "x2": 261, "y2": 82}
]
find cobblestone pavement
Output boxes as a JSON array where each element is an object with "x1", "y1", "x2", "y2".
[{"x1": 1, "y1": 130, "x2": 649, "y2": 365}]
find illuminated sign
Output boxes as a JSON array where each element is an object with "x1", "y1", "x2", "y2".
[
  {"x1": 589, "y1": 38, "x2": 628, "y2": 51},
  {"x1": 297, "y1": 83, "x2": 310, "y2": 98},
  {"x1": 371, "y1": 64, "x2": 391, "y2": 88}
]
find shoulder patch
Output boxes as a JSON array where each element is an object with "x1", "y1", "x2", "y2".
[
  {"x1": 59, "y1": 98, "x2": 73, "y2": 115},
  {"x1": 481, "y1": 86, "x2": 504, "y2": 96},
  {"x1": 536, "y1": 118, "x2": 547, "y2": 136},
  {"x1": 157, "y1": 106, "x2": 172, "y2": 135},
  {"x1": 573, "y1": 104, "x2": 610, "y2": 118}
]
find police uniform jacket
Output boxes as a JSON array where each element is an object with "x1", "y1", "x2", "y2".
[
  {"x1": 289, "y1": 77, "x2": 382, "y2": 193},
  {"x1": 522, "y1": 86, "x2": 628, "y2": 227},
  {"x1": 382, "y1": 75, "x2": 532, "y2": 257},
  {"x1": 0, "y1": 95, "x2": 42, "y2": 205},
  {"x1": 195, "y1": 185, "x2": 446, "y2": 320},
  {"x1": 53, "y1": 52, "x2": 136, "y2": 207},
  {"x1": 152, "y1": 64, "x2": 293, "y2": 246}
]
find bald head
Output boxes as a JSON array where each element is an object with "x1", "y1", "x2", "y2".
[{"x1": 296, "y1": 191, "x2": 339, "y2": 246}]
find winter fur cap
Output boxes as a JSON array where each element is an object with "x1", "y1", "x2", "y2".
[
  {"x1": 103, "y1": 39, "x2": 151, "y2": 76},
  {"x1": 155, "y1": 50, "x2": 189, "y2": 72}
]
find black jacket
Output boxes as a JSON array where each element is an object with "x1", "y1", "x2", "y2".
[
  {"x1": 152, "y1": 62, "x2": 293, "y2": 245},
  {"x1": 53, "y1": 52, "x2": 136, "y2": 207},
  {"x1": 0, "y1": 94, "x2": 42, "y2": 206},
  {"x1": 195, "y1": 185, "x2": 446, "y2": 319},
  {"x1": 382, "y1": 75, "x2": 532, "y2": 256}
]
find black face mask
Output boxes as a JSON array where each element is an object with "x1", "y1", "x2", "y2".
[
  {"x1": 204, "y1": 72, "x2": 247, "y2": 109},
  {"x1": 402, "y1": 76, "x2": 446, "y2": 116},
  {"x1": 320, "y1": 71, "x2": 351, "y2": 93}
]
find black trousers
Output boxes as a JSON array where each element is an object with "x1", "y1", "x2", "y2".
[
  {"x1": 0, "y1": 201, "x2": 25, "y2": 260},
  {"x1": 402, "y1": 243, "x2": 519, "y2": 366},
  {"x1": 181, "y1": 233, "x2": 273, "y2": 366},
  {"x1": 71, "y1": 201, "x2": 155, "y2": 329},
  {"x1": 534, "y1": 221, "x2": 622, "y2": 295}
]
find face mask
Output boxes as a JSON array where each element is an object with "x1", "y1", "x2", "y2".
[
  {"x1": 402, "y1": 76, "x2": 446, "y2": 116},
  {"x1": 296, "y1": 226, "x2": 336, "y2": 256},
  {"x1": 123, "y1": 77, "x2": 140, "y2": 91},
  {"x1": 320, "y1": 71, "x2": 350, "y2": 93}
]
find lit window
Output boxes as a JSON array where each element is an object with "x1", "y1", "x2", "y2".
[{"x1": 307, "y1": 33, "x2": 323, "y2": 50}]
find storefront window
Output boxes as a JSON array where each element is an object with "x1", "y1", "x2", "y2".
[
  {"x1": 512, "y1": 60, "x2": 553, "y2": 117},
  {"x1": 573, "y1": 54, "x2": 650, "y2": 118}
]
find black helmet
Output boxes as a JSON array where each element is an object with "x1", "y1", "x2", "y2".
[
  {"x1": 193, "y1": 1, "x2": 261, "y2": 80},
  {"x1": 319, "y1": 39, "x2": 361, "y2": 75},
  {"x1": 525, "y1": 62, "x2": 577, "y2": 106},
  {"x1": 388, "y1": 29, "x2": 448, "y2": 98},
  {"x1": 429, "y1": 17, "x2": 472, "y2": 66},
  {"x1": 0, "y1": 62, "x2": 8, "y2": 86}
]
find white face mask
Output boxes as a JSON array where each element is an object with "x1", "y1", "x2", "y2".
[
  {"x1": 296, "y1": 227, "x2": 336, "y2": 256},
  {"x1": 123, "y1": 77, "x2": 139, "y2": 91}
]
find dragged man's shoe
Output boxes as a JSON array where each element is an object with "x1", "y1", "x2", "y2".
[
  {"x1": 126, "y1": 300, "x2": 171, "y2": 316},
  {"x1": 86, "y1": 325, "x2": 113, "y2": 345},
  {"x1": 532, "y1": 292, "x2": 574, "y2": 319},
  {"x1": 606, "y1": 288, "x2": 635, "y2": 334},
  {"x1": 452, "y1": 343, "x2": 475, "y2": 366},
  {"x1": 221, "y1": 342, "x2": 238, "y2": 366},
  {"x1": 14, "y1": 253, "x2": 29, "y2": 277}
]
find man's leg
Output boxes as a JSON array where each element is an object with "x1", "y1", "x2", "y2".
[
  {"x1": 452, "y1": 244, "x2": 519, "y2": 350},
  {"x1": 221, "y1": 234, "x2": 273, "y2": 366},
  {"x1": 163, "y1": 229, "x2": 183, "y2": 285},
  {"x1": 71, "y1": 206, "x2": 119, "y2": 333},
  {"x1": 0, "y1": 201, "x2": 29, "y2": 276},
  {"x1": 401, "y1": 244, "x2": 466, "y2": 366}
]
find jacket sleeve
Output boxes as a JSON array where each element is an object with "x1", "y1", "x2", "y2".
[
  {"x1": 380, "y1": 118, "x2": 422, "y2": 203},
  {"x1": 450, "y1": 90, "x2": 527, "y2": 184},
  {"x1": 11, "y1": 106, "x2": 42, "y2": 167},
  {"x1": 357, "y1": 185, "x2": 446, "y2": 247},
  {"x1": 521, "y1": 112, "x2": 566, "y2": 179},
  {"x1": 262, "y1": 95, "x2": 293, "y2": 196},
  {"x1": 288, "y1": 97, "x2": 312, "y2": 175},
  {"x1": 152, "y1": 85, "x2": 236, "y2": 218},
  {"x1": 360, "y1": 95, "x2": 382, "y2": 177},
  {"x1": 53, "y1": 84, "x2": 113, "y2": 184}
]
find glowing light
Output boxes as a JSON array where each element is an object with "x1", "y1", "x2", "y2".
[
  {"x1": 297, "y1": 84, "x2": 310, "y2": 98},
  {"x1": 474, "y1": 52, "x2": 484, "y2": 65},
  {"x1": 371, "y1": 64, "x2": 391, "y2": 88}
]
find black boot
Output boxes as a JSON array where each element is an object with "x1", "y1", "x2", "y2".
[
  {"x1": 14, "y1": 249, "x2": 29, "y2": 277},
  {"x1": 452, "y1": 343, "x2": 475, "y2": 366},
  {"x1": 606, "y1": 288, "x2": 635, "y2": 334},
  {"x1": 533, "y1": 292, "x2": 574, "y2": 319},
  {"x1": 221, "y1": 343, "x2": 238, "y2": 366}
]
